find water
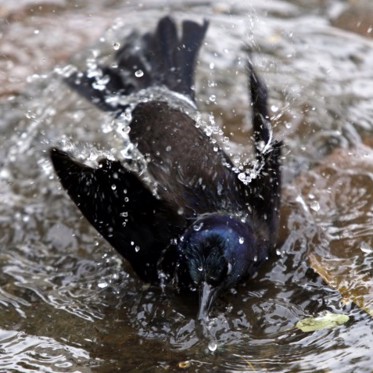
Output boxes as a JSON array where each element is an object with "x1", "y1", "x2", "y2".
[{"x1": 1, "y1": 0, "x2": 373, "y2": 372}]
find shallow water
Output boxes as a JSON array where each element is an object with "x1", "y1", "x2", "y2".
[{"x1": 1, "y1": 0, "x2": 373, "y2": 372}]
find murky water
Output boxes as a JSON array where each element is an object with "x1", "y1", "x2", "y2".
[{"x1": 1, "y1": 0, "x2": 373, "y2": 372}]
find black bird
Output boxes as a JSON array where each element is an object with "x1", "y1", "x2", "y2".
[{"x1": 50, "y1": 16, "x2": 282, "y2": 320}]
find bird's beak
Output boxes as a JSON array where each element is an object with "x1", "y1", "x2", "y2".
[{"x1": 197, "y1": 281, "x2": 218, "y2": 321}]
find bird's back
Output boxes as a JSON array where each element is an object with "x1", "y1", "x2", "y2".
[{"x1": 129, "y1": 101, "x2": 243, "y2": 218}]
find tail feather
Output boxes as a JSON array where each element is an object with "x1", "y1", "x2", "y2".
[
  {"x1": 67, "y1": 16, "x2": 208, "y2": 110},
  {"x1": 179, "y1": 19, "x2": 208, "y2": 97}
]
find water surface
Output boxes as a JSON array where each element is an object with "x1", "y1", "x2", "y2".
[{"x1": 0, "y1": 0, "x2": 373, "y2": 372}]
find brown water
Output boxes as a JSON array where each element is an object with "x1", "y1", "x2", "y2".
[{"x1": 1, "y1": 0, "x2": 373, "y2": 372}]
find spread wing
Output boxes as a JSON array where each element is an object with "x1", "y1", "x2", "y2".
[
  {"x1": 50, "y1": 148, "x2": 184, "y2": 283},
  {"x1": 240, "y1": 59, "x2": 282, "y2": 237}
]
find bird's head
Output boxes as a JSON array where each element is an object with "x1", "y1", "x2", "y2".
[{"x1": 178, "y1": 214, "x2": 258, "y2": 320}]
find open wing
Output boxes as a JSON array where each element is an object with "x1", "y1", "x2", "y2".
[
  {"x1": 239, "y1": 60, "x2": 282, "y2": 237},
  {"x1": 50, "y1": 148, "x2": 184, "y2": 283}
]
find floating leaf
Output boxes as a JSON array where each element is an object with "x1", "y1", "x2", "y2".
[{"x1": 296, "y1": 312, "x2": 350, "y2": 333}]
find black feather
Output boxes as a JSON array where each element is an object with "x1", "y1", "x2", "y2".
[{"x1": 50, "y1": 16, "x2": 282, "y2": 319}]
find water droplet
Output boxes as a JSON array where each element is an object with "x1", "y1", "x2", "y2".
[
  {"x1": 111, "y1": 184, "x2": 117, "y2": 190},
  {"x1": 135, "y1": 69, "x2": 144, "y2": 78},
  {"x1": 253, "y1": 255, "x2": 258, "y2": 262},
  {"x1": 98, "y1": 282, "x2": 108, "y2": 289},
  {"x1": 238, "y1": 172, "x2": 246, "y2": 183},
  {"x1": 310, "y1": 200, "x2": 320, "y2": 212},
  {"x1": 227, "y1": 262, "x2": 232, "y2": 274},
  {"x1": 177, "y1": 207, "x2": 184, "y2": 215},
  {"x1": 360, "y1": 242, "x2": 372, "y2": 253},
  {"x1": 239, "y1": 237, "x2": 245, "y2": 244},
  {"x1": 208, "y1": 341, "x2": 218, "y2": 352},
  {"x1": 193, "y1": 222, "x2": 204, "y2": 231},
  {"x1": 209, "y1": 62, "x2": 215, "y2": 70},
  {"x1": 197, "y1": 266, "x2": 203, "y2": 272},
  {"x1": 209, "y1": 94, "x2": 216, "y2": 102},
  {"x1": 205, "y1": 126, "x2": 213, "y2": 136},
  {"x1": 92, "y1": 74, "x2": 110, "y2": 91},
  {"x1": 165, "y1": 145, "x2": 172, "y2": 152},
  {"x1": 112, "y1": 273, "x2": 119, "y2": 280},
  {"x1": 25, "y1": 110, "x2": 36, "y2": 119},
  {"x1": 207, "y1": 80, "x2": 217, "y2": 88},
  {"x1": 256, "y1": 140, "x2": 265, "y2": 151},
  {"x1": 113, "y1": 42, "x2": 121, "y2": 50},
  {"x1": 271, "y1": 105, "x2": 279, "y2": 113},
  {"x1": 135, "y1": 246, "x2": 140, "y2": 252}
]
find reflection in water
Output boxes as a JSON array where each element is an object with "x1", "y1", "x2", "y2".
[{"x1": 0, "y1": 0, "x2": 373, "y2": 372}]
